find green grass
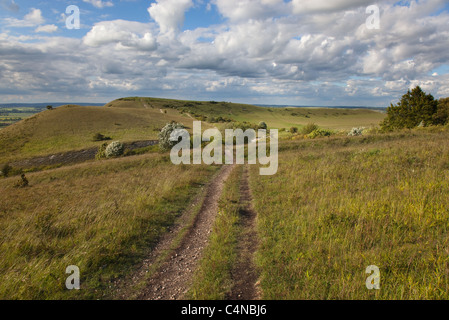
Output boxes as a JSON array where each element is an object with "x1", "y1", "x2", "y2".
[
  {"x1": 0, "y1": 104, "x2": 196, "y2": 164},
  {"x1": 108, "y1": 97, "x2": 385, "y2": 131},
  {"x1": 249, "y1": 127, "x2": 449, "y2": 299},
  {"x1": 187, "y1": 165, "x2": 243, "y2": 300},
  {"x1": 0, "y1": 152, "x2": 219, "y2": 299}
]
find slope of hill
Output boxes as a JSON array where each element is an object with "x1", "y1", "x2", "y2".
[
  {"x1": 0, "y1": 103, "x2": 193, "y2": 164},
  {"x1": 0, "y1": 97, "x2": 385, "y2": 165},
  {"x1": 107, "y1": 97, "x2": 386, "y2": 130}
]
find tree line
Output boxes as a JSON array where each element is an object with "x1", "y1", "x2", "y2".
[{"x1": 381, "y1": 86, "x2": 449, "y2": 130}]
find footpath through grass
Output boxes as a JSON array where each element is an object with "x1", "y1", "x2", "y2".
[
  {"x1": 250, "y1": 128, "x2": 449, "y2": 299},
  {"x1": 0, "y1": 153, "x2": 218, "y2": 299}
]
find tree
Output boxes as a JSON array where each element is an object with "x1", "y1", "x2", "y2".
[
  {"x1": 46, "y1": 105, "x2": 53, "y2": 110},
  {"x1": 258, "y1": 121, "x2": 268, "y2": 130},
  {"x1": 381, "y1": 86, "x2": 438, "y2": 130},
  {"x1": 433, "y1": 97, "x2": 449, "y2": 125}
]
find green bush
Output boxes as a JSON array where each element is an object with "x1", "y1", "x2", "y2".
[
  {"x1": 308, "y1": 128, "x2": 333, "y2": 139},
  {"x1": 300, "y1": 123, "x2": 318, "y2": 135},
  {"x1": 1, "y1": 163, "x2": 12, "y2": 177},
  {"x1": 95, "y1": 143, "x2": 108, "y2": 160},
  {"x1": 290, "y1": 127, "x2": 298, "y2": 133},
  {"x1": 258, "y1": 121, "x2": 268, "y2": 130}
]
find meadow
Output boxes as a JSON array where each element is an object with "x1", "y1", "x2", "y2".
[
  {"x1": 248, "y1": 127, "x2": 449, "y2": 299},
  {"x1": 0, "y1": 152, "x2": 218, "y2": 299}
]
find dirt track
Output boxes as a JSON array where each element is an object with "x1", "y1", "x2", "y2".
[
  {"x1": 113, "y1": 165, "x2": 235, "y2": 300},
  {"x1": 10, "y1": 140, "x2": 158, "y2": 169},
  {"x1": 227, "y1": 166, "x2": 261, "y2": 300},
  {"x1": 113, "y1": 164, "x2": 261, "y2": 300}
]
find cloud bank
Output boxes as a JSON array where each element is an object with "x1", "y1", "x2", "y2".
[{"x1": 0, "y1": 0, "x2": 448, "y2": 105}]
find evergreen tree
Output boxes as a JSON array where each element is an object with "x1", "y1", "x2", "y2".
[
  {"x1": 433, "y1": 97, "x2": 449, "y2": 125},
  {"x1": 381, "y1": 86, "x2": 438, "y2": 130}
]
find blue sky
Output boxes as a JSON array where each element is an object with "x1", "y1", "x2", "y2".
[{"x1": 0, "y1": 0, "x2": 449, "y2": 106}]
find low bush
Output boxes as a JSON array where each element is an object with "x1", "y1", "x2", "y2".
[
  {"x1": 95, "y1": 143, "x2": 108, "y2": 160},
  {"x1": 301, "y1": 123, "x2": 319, "y2": 135},
  {"x1": 1, "y1": 163, "x2": 12, "y2": 177},
  {"x1": 308, "y1": 128, "x2": 333, "y2": 139},
  {"x1": 347, "y1": 127, "x2": 365, "y2": 137},
  {"x1": 159, "y1": 122, "x2": 186, "y2": 151},
  {"x1": 105, "y1": 141, "x2": 125, "y2": 158}
]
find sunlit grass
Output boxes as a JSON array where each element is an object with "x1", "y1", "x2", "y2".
[
  {"x1": 0, "y1": 152, "x2": 218, "y2": 299},
  {"x1": 250, "y1": 128, "x2": 449, "y2": 299}
]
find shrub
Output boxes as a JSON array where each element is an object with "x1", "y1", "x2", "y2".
[
  {"x1": 258, "y1": 121, "x2": 268, "y2": 130},
  {"x1": 1, "y1": 163, "x2": 12, "y2": 177},
  {"x1": 348, "y1": 127, "x2": 365, "y2": 136},
  {"x1": 159, "y1": 122, "x2": 186, "y2": 151},
  {"x1": 290, "y1": 127, "x2": 298, "y2": 133},
  {"x1": 14, "y1": 174, "x2": 28, "y2": 188},
  {"x1": 301, "y1": 123, "x2": 319, "y2": 135},
  {"x1": 105, "y1": 141, "x2": 125, "y2": 158},
  {"x1": 95, "y1": 143, "x2": 108, "y2": 160},
  {"x1": 46, "y1": 105, "x2": 53, "y2": 110},
  {"x1": 308, "y1": 128, "x2": 333, "y2": 139}
]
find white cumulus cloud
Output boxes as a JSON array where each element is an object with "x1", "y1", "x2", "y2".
[{"x1": 148, "y1": 0, "x2": 193, "y2": 35}]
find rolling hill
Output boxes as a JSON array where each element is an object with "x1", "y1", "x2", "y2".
[{"x1": 0, "y1": 97, "x2": 385, "y2": 164}]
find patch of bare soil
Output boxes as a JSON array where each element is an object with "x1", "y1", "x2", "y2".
[
  {"x1": 227, "y1": 166, "x2": 261, "y2": 300},
  {"x1": 10, "y1": 140, "x2": 158, "y2": 169},
  {"x1": 115, "y1": 164, "x2": 235, "y2": 300}
]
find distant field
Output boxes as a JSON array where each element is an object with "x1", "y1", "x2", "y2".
[
  {"x1": 0, "y1": 107, "x2": 42, "y2": 128},
  {"x1": 249, "y1": 127, "x2": 449, "y2": 299}
]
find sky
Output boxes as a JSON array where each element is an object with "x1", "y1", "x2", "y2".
[{"x1": 0, "y1": 0, "x2": 448, "y2": 106}]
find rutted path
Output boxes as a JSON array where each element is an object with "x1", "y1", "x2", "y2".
[
  {"x1": 228, "y1": 166, "x2": 261, "y2": 300},
  {"x1": 135, "y1": 164, "x2": 235, "y2": 300}
]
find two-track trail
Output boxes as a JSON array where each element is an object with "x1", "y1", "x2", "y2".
[{"x1": 114, "y1": 164, "x2": 261, "y2": 300}]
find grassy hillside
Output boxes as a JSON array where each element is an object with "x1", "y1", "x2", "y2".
[
  {"x1": 0, "y1": 103, "x2": 193, "y2": 164},
  {"x1": 249, "y1": 127, "x2": 449, "y2": 299},
  {"x1": 108, "y1": 97, "x2": 386, "y2": 131},
  {"x1": 0, "y1": 97, "x2": 384, "y2": 165},
  {"x1": 0, "y1": 151, "x2": 219, "y2": 299}
]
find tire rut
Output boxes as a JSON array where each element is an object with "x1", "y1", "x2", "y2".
[{"x1": 227, "y1": 166, "x2": 261, "y2": 300}]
